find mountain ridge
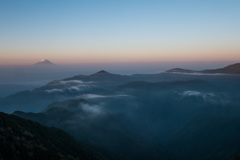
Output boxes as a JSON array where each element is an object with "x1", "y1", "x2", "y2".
[
  {"x1": 202, "y1": 63, "x2": 240, "y2": 74},
  {"x1": 166, "y1": 62, "x2": 240, "y2": 74}
]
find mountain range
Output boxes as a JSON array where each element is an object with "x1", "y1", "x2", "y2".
[
  {"x1": 1, "y1": 62, "x2": 240, "y2": 159},
  {"x1": 166, "y1": 63, "x2": 240, "y2": 74},
  {"x1": 1, "y1": 62, "x2": 240, "y2": 113}
]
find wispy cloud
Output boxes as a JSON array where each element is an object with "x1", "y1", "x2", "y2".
[
  {"x1": 45, "y1": 80, "x2": 93, "y2": 93},
  {"x1": 169, "y1": 72, "x2": 230, "y2": 76},
  {"x1": 68, "y1": 86, "x2": 82, "y2": 91},
  {"x1": 181, "y1": 90, "x2": 215, "y2": 97},
  {"x1": 81, "y1": 104, "x2": 102, "y2": 115},
  {"x1": 59, "y1": 80, "x2": 88, "y2": 84},
  {"x1": 79, "y1": 94, "x2": 131, "y2": 99},
  {"x1": 182, "y1": 91, "x2": 202, "y2": 96},
  {"x1": 179, "y1": 90, "x2": 230, "y2": 104},
  {"x1": 82, "y1": 94, "x2": 106, "y2": 99},
  {"x1": 45, "y1": 88, "x2": 64, "y2": 93}
]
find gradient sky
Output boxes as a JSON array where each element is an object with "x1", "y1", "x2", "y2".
[{"x1": 0, "y1": 0, "x2": 240, "y2": 65}]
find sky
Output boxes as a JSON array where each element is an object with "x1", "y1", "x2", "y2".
[{"x1": 0, "y1": 0, "x2": 240, "y2": 66}]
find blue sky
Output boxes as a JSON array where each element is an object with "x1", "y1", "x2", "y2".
[{"x1": 0, "y1": 0, "x2": 240, "y2": 65}]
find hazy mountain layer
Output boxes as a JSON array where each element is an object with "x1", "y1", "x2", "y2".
[
  {"x1": 1, "y1": 67, "x2": 240, "y2": 113},
  {"x1": 14, "y1": 99, "x2": 174, "y2": 160},
  {"x1": 1, "y1": 63, "x2": 240, "y2": 159},
  {"x1": 13, "y1": 77, "x2": 240, "y2": 160}
]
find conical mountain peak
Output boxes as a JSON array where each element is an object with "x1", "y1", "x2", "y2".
[
  {"x1": 95, "y1": 70, "x2": 109, "y2": 74},
  {"x1": 34, "y1": 59, "x2": 54, "y2": 66}
]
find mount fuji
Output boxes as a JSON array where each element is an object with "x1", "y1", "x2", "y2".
[{"x1": 34, "y1": 59, "x2": 55, "y2": 66}]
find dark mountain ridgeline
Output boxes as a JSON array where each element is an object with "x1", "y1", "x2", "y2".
[
  {"x1": 202, "y1": 63, "x2": 240, "y2": 74},
  {"x1": 64, "y1": 70, "x2": 130, "y2": 82},
  {"x1": 166, "y1": 68, "x2": 196, "y2": 73}
]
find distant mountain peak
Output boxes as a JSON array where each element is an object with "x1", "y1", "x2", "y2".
[
  {"x1": 86, "y1": 70, "x2": 124, "y2": 81},
  {"x1": 34, "y1": 59, "x2": 54, "y2": 66},
  {"x1": 95, "y1": 70, "x2": 109, "y2": 74},
  {"x1": 166, "y1": 68, "x2": 196, "y2": 73}
]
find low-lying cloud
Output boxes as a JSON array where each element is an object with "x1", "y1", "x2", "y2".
[
  {"x1": 45, "y1": 80, "x2": 93, "y2": 93},
  {"x1": 180, "y1": 90, "x2": 230, "y2": 105},
  {"x1": 181, "y1": 90, "x2": 215, "y2": 98},
  {"x1": 81, "y1": 104, "x2": 102, "y2": 115},
  {"x1": 182, "y1": 91, "x2": 202, "y2": 96},
  {"x1": 80, "y1": 94, "x2": 131, "y2": 99},
  {"x1": 59, "y1": 80, "x2": 88, "y2": 85},
  {"x1": 82, "y1": 94, "x2": 106, "y2": 99},
  {"x1": 45, "y1": 88, "x2": 64, "y2": 93}
]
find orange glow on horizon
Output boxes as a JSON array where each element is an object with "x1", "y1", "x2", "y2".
[{"x1": 1, "y1": 43, "x2": 239, "y2": 66}]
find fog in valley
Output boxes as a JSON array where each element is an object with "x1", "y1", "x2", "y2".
[
  {"x1": 0, "y1": 60, "x2": 234, "y2": 97},
  {"x1": 1, "y1": 61, "x2": 240, "y2": 160}
]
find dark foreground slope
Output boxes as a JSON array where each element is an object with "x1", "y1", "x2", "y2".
[
  {"x1": 0, "y1": 112, "x2": 105, "y2": 160},
  {"x1": 14, "y1": 99, "x2": 175, "y2": 160},
  {"x1": 167, "y1": 116, "x2": 240, "y2": 160}
]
